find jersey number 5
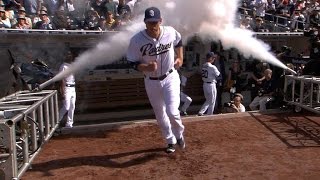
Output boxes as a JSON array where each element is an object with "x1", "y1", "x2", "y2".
[{"x1": 202, "y1": 69, "x2": 208, "y2": 78}]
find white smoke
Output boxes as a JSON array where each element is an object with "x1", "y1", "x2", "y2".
[{"x1": 51, "y1": 0, "x2": 292, "y2": 83}]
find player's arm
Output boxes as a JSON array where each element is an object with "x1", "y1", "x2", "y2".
[
  {"x1": 135, "y1": 61, "x2": 157, "y2": 72},
  {"x1": 174, "y1": 45, "x2": 183, "y2": 68},
  {"x1": 173, "y1": 28, "x2": 183, "y2": 69}
]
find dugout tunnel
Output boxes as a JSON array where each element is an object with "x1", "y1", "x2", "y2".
[{"x1": 0, "y1": 29, "x2": 318, "y2": 179}]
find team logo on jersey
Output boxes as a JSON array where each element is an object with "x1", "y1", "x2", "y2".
[
  {"x1": 149, "y1": 10, "x2": 154, "y2": 17},
  {"x1": 140, "y1": 42, "x2": 172, "y2": 56}
]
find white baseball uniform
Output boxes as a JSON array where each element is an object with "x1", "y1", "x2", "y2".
[
  {"x1": 180, "y1": 74, "x2": 192, "y2": 114},
  {"x1": 58, "y1": 62, "x2": 76, "y2": 128},
  {"x1": 127, "y1": 26, "x2": 184, "y2": 145},
  {"x1": 199, "y1": 62, "x2": 220, "y2": 115}
]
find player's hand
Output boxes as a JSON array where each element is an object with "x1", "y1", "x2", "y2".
[
  {"x1": 174, "y1": 58, "x2": 183, "y2": 69},
  {"x1": 147, "y1": 61, "x2": 157, "y2": 72}
]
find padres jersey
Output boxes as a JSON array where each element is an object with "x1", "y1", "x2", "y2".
[
  {"x1": 127, "y1": 26, "x2": 182, "y2": 77},
  {"x1": 59, "y1": 63, "x2": 75, "y2": 85},
  {"x1": 201, "y1": 63, "x2": 220, "y2": 83}
]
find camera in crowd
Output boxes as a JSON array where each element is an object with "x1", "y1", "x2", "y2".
[
  {"x1": 224, "y1": 101, "x2": 234, "y2": 108},
  {"x1": 258, "y1": 88, "x2": 265, "y2": 97},
  {"x1": 304, "y1": 28, "x2": 320, "y2": 40},
  {"x1": 281, "y1": 45, "x2": 292, "y2": 55}
]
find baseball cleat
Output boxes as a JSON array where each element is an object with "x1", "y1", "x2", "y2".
[
  {"x1": 165, "y1": 144, "x2": 175, "y2": 154},
  {"x1": 197, "y1": 113, "x2": 204, "y2": 116},
  {"x1": 177, "y1": 136, "x2": 186, "y2": 149},
  {"x1": 180, "y1": 111, "x2": 188, "y2": 116}
]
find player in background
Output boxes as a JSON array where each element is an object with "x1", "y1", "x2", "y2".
[
  {"x1": 178, "y1": 70, "x2": 192, "y2": 116},
  {"x1": 198, "y1": 52, "x2": 220, "y2": 116},
  {"x1": 126, "y1": 7, "x2": 185, "y2": 153},
  {"x1": 58, "y1": 50, "x2": 76, "y2": 128}
]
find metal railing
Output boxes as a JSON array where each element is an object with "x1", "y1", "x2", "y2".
[
  {"x1": 239, "y1": 7, "x2": 306, "y2": 32},
  {"x1": 284, "y1": 75, "x2": 320, "y2": 114},
  {"x1": 0, "y1": 90, "x2": 59, "y2": 180},
  {"x1": 0, "y1": 28, "x2": 118, "y2": 35}
]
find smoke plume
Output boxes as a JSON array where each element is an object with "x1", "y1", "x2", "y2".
[{"x1": 52, "y1": 0, "x2": 292, "y2": 83}]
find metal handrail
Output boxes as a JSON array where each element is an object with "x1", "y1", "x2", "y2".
[
  {"x1": 0, "y1": 90, "x2": 59, "y2": 180},
  {"x1": 284, "y1": 75, "x2": 320, "y2": 114},
  {"x1": 239, "y1": 7, "x2": 306, "y2": 31}
]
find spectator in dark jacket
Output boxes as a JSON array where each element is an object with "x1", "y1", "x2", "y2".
[{"x1": 34, "y1": 10, "x2": 55, "y2": 29}]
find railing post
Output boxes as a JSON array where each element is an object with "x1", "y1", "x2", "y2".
[{"x1": 0, "y1": 119, "x2": 18, "y2": 180}]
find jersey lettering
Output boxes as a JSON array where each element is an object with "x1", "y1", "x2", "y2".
[{"x1": 140, "y1": 42, "x2": 172, "y2": 56}]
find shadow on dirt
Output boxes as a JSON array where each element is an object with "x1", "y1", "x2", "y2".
[
  {"x1": 28, "y1": 147, "x2": 167, "y2": 176},
  {"x1": 249, "y1": 112, "x2": 320, "y2": 148}
]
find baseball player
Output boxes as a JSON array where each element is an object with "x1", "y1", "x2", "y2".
[
  {"x1": 126, "y1": 7, "x2": 185, "y2": 153},
  {"x1": 58, "y1": 50, "x2": 76, "y2": 128},
  {"x1": 198, "y1": 52, "x2": 220, "y2": 116},
  {"x1": 179, "y1": 71, "x2": 192, "y2": 116}
]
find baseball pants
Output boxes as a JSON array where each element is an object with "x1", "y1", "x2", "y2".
[
  {"x1": 144, "y1": 70, "x2": 185, "y2": 145},
  {"x1": 249, "y1": 95, "x2": 274, "y2": 111},
  {"x1": 59, "y1": 87, "x2": 76, "y2": 127},
  {"x1": 180, "y1": 92, "x2": 192, "y2": 113},
  {"x1": 199, "y1": 82, "x2": 217, "y2": 115}
]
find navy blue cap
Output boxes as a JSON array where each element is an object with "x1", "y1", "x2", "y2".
[
  {"x1": 206, "y1": 52, "x2": 215, "y2": 59},
  {"x1": 144, "y1": 7, "x2": 161, "y2": 22}
]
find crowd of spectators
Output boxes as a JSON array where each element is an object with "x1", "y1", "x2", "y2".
[
  {"x1": 240, "y1": 0, "x2": 320, "y2": 32},
  {"x1": 1, "y1": 0, "x2": 319, "y2": 32},
  {"x1": 0, "y1": 0, "x2": 142, "y2": 30}
]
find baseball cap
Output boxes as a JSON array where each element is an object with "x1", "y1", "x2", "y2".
[
  {"x1": 18, "y1": 14, "x2": 26, "y2": 20},
  {"x1": 144, "y1": 7, "x2": 161, "y2": 22},
  {"x1": 206, "y1": 52, "x2": 215, "y2": 59},
  {"x1": 39, "y1": 10, "x2": 47, "y2": 15}
]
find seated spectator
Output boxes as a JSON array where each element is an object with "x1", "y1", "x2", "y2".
[
  {"x1": 112, "y1": 14, "x2": 123, "y2": 31},
  {"x1": 253, "y1": 17, "x2": 269, "y2": 32},
  {"x1": 52, "y1": 8, "x2": 69, "y2": 29},
  {"x1": 17, "y1": 6, "x2": 32, "y2": 29},
  {"x1": 101, "y1": 11, "x2": 115, "y2": 31},
  {"x1": 249, "y1": 69, "x2": 276, "y2": 111},
  {"x1": 0, "y1": 6, "x2": 11, "y2": 28},
  {"x1": 83, "y1": 9, "x2": 100, "y2": 30},
  {"x1": 223, "y1": 93, "x2": 246, "y2": 113},
  {"x1": 34, "y1": 10, "x2": 55, "y2": 29},
  {"x1": 14, "y1": 14, "x2": 31, "y2": 29},
  {"x1": 239, "y1": 16, "x2": 253, "y2": 30}
]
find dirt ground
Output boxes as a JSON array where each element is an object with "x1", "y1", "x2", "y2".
[{"x1": 22, "y1": 112, "x2": 320, "y2": 180}]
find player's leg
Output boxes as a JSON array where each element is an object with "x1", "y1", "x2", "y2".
[
  {"x1": 207, "y1": 84, "x2": 216, "y2": 115},
  {"x1": 259, "y1": 96, "x2": 275, "y2": 111},
  {"x1": 199, "y1": 83, "x2": 210, "y2": 115},
  {"x1": 163, "y1": 72, "x2": 184, "y2": 141},
  {"x1": 66, "y1": 89, "x2": 76, "y2": 127},
  {"x1": 249, "y1": 96, "x2": 262, "y2": 110},
  {"x1": 180, "y1": 92, "x2": 192, "y2": 114},
  {"x1": 58, "y1": 89, "x2": 70, "y2": 122},
  {"x1": 144, "y1": 79, "x2": 176, "y2": 145}
]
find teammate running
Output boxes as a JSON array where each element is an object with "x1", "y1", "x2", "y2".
[{"x1": 126, "y1": 7, "x2": 185, "y2": 153}]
